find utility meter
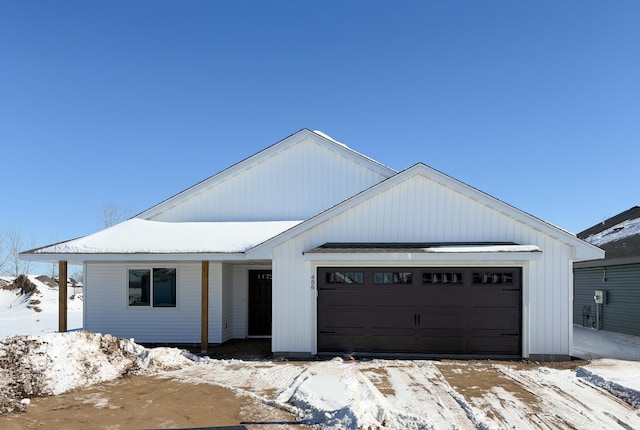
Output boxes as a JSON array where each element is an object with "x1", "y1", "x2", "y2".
[{"x1": 594, "y1": 290, "x2": 606, "y2": 304}]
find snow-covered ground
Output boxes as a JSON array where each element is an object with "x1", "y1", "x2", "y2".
[
  {"x1": 0, "y1": 275, "x2": 82, "y2": 340},
  {"x1": 1, "y1": 330, "x2": 640, "y2": 428},
  {"x1": 574, "y1": 324, "x2": 640, "y2": 361},
  {"x1": 2, "y1": 276, "x2": 640, "y2": 428}
]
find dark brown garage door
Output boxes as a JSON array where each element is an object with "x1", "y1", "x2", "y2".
[{"x1": 317, "y1": 267, "x2": 521, "y2": 356}]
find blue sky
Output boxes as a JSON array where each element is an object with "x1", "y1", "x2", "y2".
[{"x1": 2, "y1": 1, "x2": 639, "y2": 267}]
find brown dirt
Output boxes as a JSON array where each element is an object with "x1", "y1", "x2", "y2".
[
  {"x1": 0, "y1": 375, "x2": 304, "y2": 430},
  {"x1": 435, "y1": 359, "x2": 590, "y2": 425}
]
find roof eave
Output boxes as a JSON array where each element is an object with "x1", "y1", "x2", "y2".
[
  {"x1": 302, "y1": 251, "x2": 544, "y2": 262},
  {"x1": 19, "y1": 252, "x2": 249, "y2": 264}
]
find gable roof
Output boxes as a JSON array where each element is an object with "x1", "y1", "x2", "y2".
[
  {"x1": 137, "y1": 129, "x2": 396, "y2": 220},
  {"x1": 248, "y1": 163, "x2": 604, "y2": 261},
  {"x1": 578, "y1": 206, "x2": 640, "y2": 261},
  {"x1": 577, "y1": 206, "x2": 640, "y2": 239}
]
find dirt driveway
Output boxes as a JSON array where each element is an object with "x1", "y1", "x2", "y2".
[
  {"x1": 2, "y1": 355, "x2": 639, "y2": 429},
  {"x1": 1, "y1": 375, "x2": 303, "y2": 430}
]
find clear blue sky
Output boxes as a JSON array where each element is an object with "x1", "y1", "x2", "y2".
[{"x1": 2, "y1": 1, "x2": 639, "y2": 263}]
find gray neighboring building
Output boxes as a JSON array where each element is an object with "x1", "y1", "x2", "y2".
[{"x1": 574, "y1": 206, "x2": 640, "y2": 336}]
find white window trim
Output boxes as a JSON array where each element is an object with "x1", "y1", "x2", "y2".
[{"x1": 126, "y1": 265, "x2": 179, "y2": 309}]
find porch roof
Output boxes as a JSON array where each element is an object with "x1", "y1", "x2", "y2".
[{"x1": 21, "y1": 218, "x2": 303, "y2": 261}]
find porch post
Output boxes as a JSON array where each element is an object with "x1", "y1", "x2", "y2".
[
  {"x1": 58, "y1": 260, "x2": 68, "y2": 333},
  {"x1": 201, "y1": 260, "x2": 209, "y2": 354}
]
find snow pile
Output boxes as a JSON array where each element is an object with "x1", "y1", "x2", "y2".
[
  {"x1": 0, "y1": 331, "x2": 197, "y2": 414},
  {"x1": 585, "y1": 217, "x2": 640, "y2": 246},
  {"x1": 277, "y1": 358, "x2": 391, "y2": 428},
  {"x1": 578, "y1": 359, "x2": 640, "y2": 408}
]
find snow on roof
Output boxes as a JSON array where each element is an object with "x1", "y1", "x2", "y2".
[
  {"x1": 312, "y1": 130, "x2": 349, "y2": 148},
  {"x1": 32, "y1": 218, "x2": 303, "y2": 254},
  {"x1": 306, "y1": 243, "x2": 541, "y2": 254},
  {"x1": 422, "y1": 244, "x2": 541, "y2": 253},
  {"x1": 584, "y1": 217, "x2": 640, "y2": 247}
]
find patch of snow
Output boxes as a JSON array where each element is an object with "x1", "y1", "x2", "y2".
[
  {"x1": 423, "y1": 244, "x2": 541, "y2": 253},
  {"x1": 573, "y1": 324, "x2": 640, "y2": 361},
  {"x1": 577, "y1": 360, "x2": 640, "y2": 408},
  {"x1": 585, "y1": 217, "x2": 640, "y2": 246},
  {"x1": 312, "y1": 130, "x2": 349, "y2": 148},
  {"x1": 0, "y1": 275, "x2": 83, "y2": 340},
  {"x1": 29, "y1": 218, "x2": 303, "y2": 254}
]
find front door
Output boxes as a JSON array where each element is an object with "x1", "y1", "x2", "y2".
[{"x1": 248, "y1": 270, "x2": 272, "y2": 336}]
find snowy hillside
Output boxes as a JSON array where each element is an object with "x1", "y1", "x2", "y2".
[{"x1": 0, "y1": 275, "x2": 83, "y2": 340}]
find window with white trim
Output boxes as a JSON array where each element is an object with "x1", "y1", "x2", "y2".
[{"x1": 128, "y1": 268, "x2": 177, "y2": 307}]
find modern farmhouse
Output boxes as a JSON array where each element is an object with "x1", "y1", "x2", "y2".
[{"x1": 22, "y1": 129, "x2": 604, "y2": 360}]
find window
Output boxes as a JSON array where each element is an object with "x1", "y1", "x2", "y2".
[
  {"x1": 373, "y1": 272, "x2": 413, "y2": 284},
  {"x1": 423, "y1": 272, "x2": 463, "y2": 285},
  {"x1": 326, "y1": 271, "x2": 364, "y2": 284},
  {"x1": 128, "y1": 268, "x2": 176, "y2": 307},
  {"x1": 472, "y1": 272, "x2": 513, "y2": 285}
]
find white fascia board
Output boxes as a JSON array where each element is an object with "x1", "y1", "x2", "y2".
[
  {"x1": 138, "y1": 129, "x2": 396, "y2": 220},
  {"x1": 302, "y1": 251, "x2": 543, "y2": 262},
  {"x1": 571, "y1": 243, "x2": 605, "y2": 261},
  {"x1": 20, "y1": 252, "x2": 248, "y2": 264}
]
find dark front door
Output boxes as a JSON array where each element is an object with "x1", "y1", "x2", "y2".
[{"x1": 248, "y1": 270, "x2": 272, "y2": 336}]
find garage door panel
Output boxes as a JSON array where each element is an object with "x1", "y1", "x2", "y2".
[
  {"x1": 370, "y1": 334, "x2": 416, "y2": 352},
  {"x1": 371, "y1": 308, "x2": 417, "y2": 329},
  {"x1": 422, "y1": 288, "x2": 467, "y2": 307},
  {"x1": 318, "y1": 289, "x2": 366, "y2": 307},
  {"x1": 472, "y1": 289, "x2": 521, "y2": 308},
  {"x1": 318, "y1": 334, "x2": 367, "y2": 353},
  {"x1": 469, "y1": 311, "x2": 520, "y2": 332},
  {"x1": 369, "y1": 290, "x2": 418, "y2": 306},
  {"x1": 318, "y1": 308, "x2": 368, "y2": 330},
  {"x1": 415, "y1": 336, "x2": 465, "y2": 353},
  {"x1": 419, "y1": 314, "x2": 468, "y2": 330},
  {"x1": 317, "y1": 267, "x2": 521, "y2": 356},
  {"x1": 469, "y1": 336, "x2": 520, "y2": 354}
]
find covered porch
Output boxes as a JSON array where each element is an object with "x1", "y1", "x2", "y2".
[{"x1": 19, "y1": 218, "x2": 301, "y2": 353}]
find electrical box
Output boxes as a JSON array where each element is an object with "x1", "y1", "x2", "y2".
[{"x1": 594, "y1": 290, "x2": 606, "y2": 304}]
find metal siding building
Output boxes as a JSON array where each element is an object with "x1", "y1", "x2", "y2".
[
  {"x1": 574, "y1": 207, "x2": 640, "y2": 338},
  {"x1": 574, "y1": 262, "x2": 640, "y2": 337}
]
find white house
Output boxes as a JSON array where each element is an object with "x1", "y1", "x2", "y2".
[{"x1": 22, "y1": 129, "x2": 604, "y2": 360}]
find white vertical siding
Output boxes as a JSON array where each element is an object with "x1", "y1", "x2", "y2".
[
  {"x1": 231, "y1": 266, "x2": 248, "y2": 338},
  {"x1": 208, "y1": 262, "x2": 223, "y2": 344},
  {"x1": 85, "y1": 261, "x2": 259, "y2": 344},
  {"x1": 85, "y1": 262, "x2": 201, "y2": 343},
  {"x1": 221, "y1": 263, "x2": 233, "y2": 342},
  {"x1": 272, "y1": 174, "x2": 575, "y2": 357},
  {"x1": 149, "y1": 139, "x2": 390, "y2": 223}
]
